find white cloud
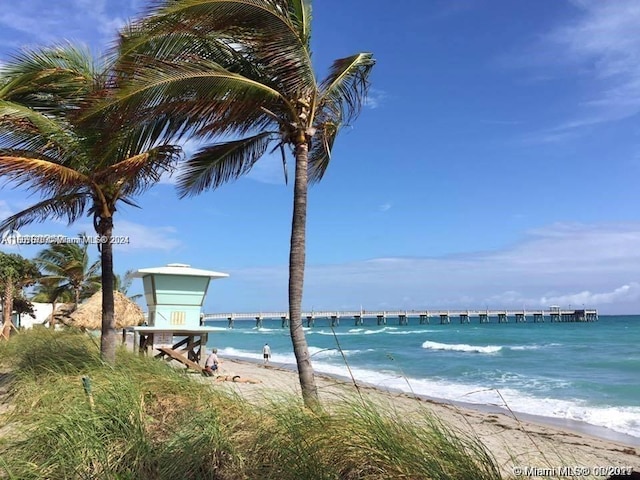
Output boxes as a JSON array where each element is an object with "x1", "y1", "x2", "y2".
[
  {"x1": 378, "y1": 203, "x2": 391, "y2": 213},
  {"x1": 540, "y1": 283, "x2": 640, "y2": 306},
  {"x1": 364, "y1": 88, "x2": 387, "y2": 109},
  {"x1": 530, "y1": 1, "x2": 640, "y2": 131},
  {"x1": 246, "y1": 151, "x2": 289, "y2": 185},
  {"x1": 0, "y1": 1, "x2": 133, "y2": 51},
  {"x1": 227, "y1": 221, "x2": 640, "y2": 313},
  {"x1": 111, "y1": 221, "x2": 182, "y2": 252}
]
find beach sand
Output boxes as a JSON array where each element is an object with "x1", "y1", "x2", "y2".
[{"x1": 206, "y1": 357, "x2": 640, "y2": 478}]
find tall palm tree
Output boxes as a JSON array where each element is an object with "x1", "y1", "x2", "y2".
[
  {"x1": 108, "y1": 0, "x2": 374, "y2": 407},
  {"x1": 0, "y1": 45, "x2": 181, "y2": 362},
  {"x1": 35, "y1": 241, "x2": 101, "y2": 308}
]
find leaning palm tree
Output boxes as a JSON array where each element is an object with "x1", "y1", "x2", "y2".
[
  {"x1": 107, "y1": 0, "x2": 374, "y2": 407},
  {"x1": 0, "y1": 44, "x2": 181, "y2": 362},
  {"x1": 36, "y1": 241, "x2": 101, "y2": 308}
]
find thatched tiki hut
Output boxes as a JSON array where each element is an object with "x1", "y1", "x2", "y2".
[{"x1": 68, "y1": 290, "x2": 144, "y2": 330}]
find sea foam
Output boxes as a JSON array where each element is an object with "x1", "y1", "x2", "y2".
[{"x1": 422, "y1": 340, "x2": 502, "y2": 354}]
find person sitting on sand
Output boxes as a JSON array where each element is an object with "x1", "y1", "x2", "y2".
[{"x1": 204, "y1": 348, "x2": 219, "y2": 376}]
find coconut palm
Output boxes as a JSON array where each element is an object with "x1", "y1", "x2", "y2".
[
  {"x1": 0, "y1": 44, "x2": 181, "y2": 362},
  {"x1": 107, "y1": 0, "x2": 374, "y2": 407},
  {"x1": 35, "y1": 241, "x2": 101, "y2": 308}
]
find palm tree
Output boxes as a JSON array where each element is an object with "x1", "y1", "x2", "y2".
[
  {"x1": 0, "y1": 44, "x2": 181, "y2": 362},
  {"x1": 35, "y1": 241, "x2": 101, "y2": 308},
  {"x1": 31, "y1": 277, "x2": 73, "y2": 328},
  {"x1": 114, "y1": 269, "x2": 142, "y2": 302},
  {"x1": 0, "y1": 252, "x2": 40, "y2": 338},
  {"x1": 108, "y1": 0, "x2": 374, "y2": 407}
]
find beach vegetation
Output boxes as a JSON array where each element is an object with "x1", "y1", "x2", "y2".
[
  {"x1": 101, "y1": 0, "x2": 375, "y2": 409},
  {"x1": 0, "y1": 329, "x2": 503, "y2": 480},
  {"x1": 0, "y1": 252, "x2": 40, "y2": 339},
  {"x1": 34, "y1": 241, "x2": 101, "y2": 309},
  {"x1": 0, "y1": 44, "x2": 181, "y2": 362}
]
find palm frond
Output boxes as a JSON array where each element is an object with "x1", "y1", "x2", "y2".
[
  {"x1": 117, "y1": 23, "x2": 263, "y2": 80},
  {"x1": 0, "y1": 101, "x2": 85, "y2": 166},
  {"x1": 308, "y1": 121, "x2": 339, "y2": 184},
  {"x1": 318, "y1": 53, "x2": 375, "y2": 125},
  {"x1": 91, "y1": 59, "x2": 287, "y2": 142},
  {"x1": 0, "y1": 43, "x2": 100, "y2": 114},
  {"x1": 287, "y1": 0, "x2": 312, "y2": 46},
  {"x1": 0, "y1": 193, "x2": 89, "y2": 233},
  {"x1": 0, "y1": 101, "x2": 68, "y2": 138},
  {"x1": 0, "y1": 156, "x2": 91, "y2": 193},
  {"x1": 96, "y1": 144, "x2": 182, "y2": 196},
  {"x1": 176, "y1": 131, "x2": 275, "y2": 196},
  {"x1": 120, "y1": 0, "x2": 316, "y2": 95}
]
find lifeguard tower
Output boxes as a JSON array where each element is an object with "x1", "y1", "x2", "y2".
[{"x1": 131, "y1": 263, "x2": 228, "y2": 370}]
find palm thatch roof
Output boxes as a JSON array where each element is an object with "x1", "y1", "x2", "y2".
[{"x1": 67, "y1": 290, "x2": 145, "y2": 330}]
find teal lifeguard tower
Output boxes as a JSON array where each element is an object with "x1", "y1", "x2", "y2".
[{"x1": 131, "y1": 263, "x2": 229, "y2": 369}]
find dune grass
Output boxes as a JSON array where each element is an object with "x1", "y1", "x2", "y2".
[{"x1": 0, "y1": 329, "x2": 503, "y2": 479}]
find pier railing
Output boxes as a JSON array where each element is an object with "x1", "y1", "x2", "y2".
[{"x1": 203, "y1": 308, "x2": 598, "y2": 327}]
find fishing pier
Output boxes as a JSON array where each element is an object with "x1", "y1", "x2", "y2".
[{"x1": 204, "y1": 307, "x2": 598, "y2": 328}]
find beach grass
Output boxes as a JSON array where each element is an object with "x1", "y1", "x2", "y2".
[{"x1": 0, "y1": 329, "x2": 504, "y2": 479}]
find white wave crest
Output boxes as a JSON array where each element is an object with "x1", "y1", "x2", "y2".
[{"x1": 422, "y1": 341, "x2": 502, "y2": 354}]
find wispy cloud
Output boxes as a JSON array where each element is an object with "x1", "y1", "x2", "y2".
[
  {"x1": 246, "y1": 151, "x2": 288, "y2": 185},
  {"x1": 364, "y1": 88, "x2": 387, "y2": 109},
  {"x1": 111, "y1": 221, "x2": 182, "y2": 252},
  {"x1": 523, "y1": 1, "x2": 640, "y2": 134},
  {"x1": 0, "y1": 1, "x2": 134, "y2": 51},
  {"x1": 227, "y1": 221, "x2": 640, "y2": 313},
  {"x1": 378, "y1": 203, "x2": 392, "y2": 213}
]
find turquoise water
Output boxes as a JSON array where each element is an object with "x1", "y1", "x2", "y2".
[{"x1": 204, "y1": 315, "x2": 640, "y2": 440}]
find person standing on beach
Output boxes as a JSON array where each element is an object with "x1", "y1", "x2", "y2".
[
  {"x1": 204, "y1": 348, "x2": 219, "y2": 376},
  {"x1": 262, "y1": 343, "x2": 271, "y2": 364}
]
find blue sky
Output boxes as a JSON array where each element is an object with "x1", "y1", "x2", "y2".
[{"x1": 2, "y1": 0, "x2": 640, "y2": 314}]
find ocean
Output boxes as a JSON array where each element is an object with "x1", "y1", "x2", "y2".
[{"x1": 204, "y1": 315, "x2": 640, "y2": 444}]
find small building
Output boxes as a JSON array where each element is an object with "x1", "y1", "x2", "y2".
[{"x1": 131, "y1": 263, "x2": 229, "y2": 368}]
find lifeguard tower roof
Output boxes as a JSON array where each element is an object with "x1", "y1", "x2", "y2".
[{"x1": 131, "y1": 263, "x2": 229, "y2": 279}]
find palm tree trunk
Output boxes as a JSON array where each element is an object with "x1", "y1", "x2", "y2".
[
  {"x1": 1, "y1": 281, "x2": 14, "y2": 339},
  {"x1": 99, "y1": 218, "x2": 116, "y2": 364},
  {"x1": 50, "y1": 300, "x2": 57, "y2": 328},
  {"x1": 289, "y1": 140, "x2": 319, "y2": 409}
]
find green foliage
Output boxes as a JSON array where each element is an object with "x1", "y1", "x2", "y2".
[
  {"x1": 0, "y1": 252, "x2": 40, "y2": 290},
  {"x1": 0, "y1": 330, "x2": 503, "y2": 480},
  {"x1": 35, "y1": 241, "x2": 101, "y2": 304}
]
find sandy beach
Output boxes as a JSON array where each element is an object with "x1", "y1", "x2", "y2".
[{"x1": 206, "y1": 357, "x2": 639, "y2": 478}]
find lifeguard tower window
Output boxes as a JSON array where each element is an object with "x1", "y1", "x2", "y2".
[{"x1": 171, "y1": 311, "x2": 186, "y2": 326}]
